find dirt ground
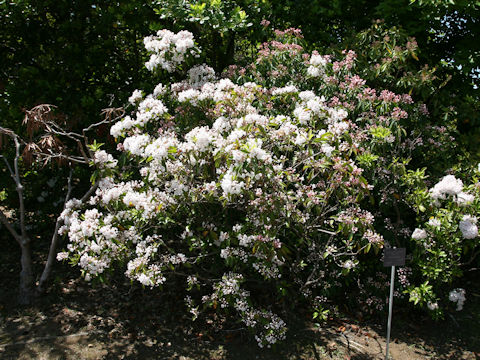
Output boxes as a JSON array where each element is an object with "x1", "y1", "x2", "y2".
[{"x1": 1, "y1": 275, "x2": 479, "y2": 360}]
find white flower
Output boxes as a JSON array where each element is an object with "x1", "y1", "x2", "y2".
[
  {"x1": 272, "y1": 85, "x2": 298, "y2": 95},
  {"x1": 178, "y1": 89, "x2": 200, "y2": 104},
  {"x1": 137, "y1": 273, "x2": 153, "y2": 286},
  {"x1": 428, "y1": 218, "x2": 441, "y2": 228},
  {"x1": 430, "y1": 175, "x2": 463, "y2": 200},
  {"x1": 321, "y1": 144, "x2": 334, "y2": 157},
  {"x1": 456, "y1": 192, "x2": 474, "y2": 206},
  {"x1": 427, "y1": 302, "x2": 438, "y2": 311},
  {"x1": 56, "y1": 252, "x2": 69, "y2": 261},
  {"x1": 187, "y1": 64, "x2": 216, "y2": 87},
  {"x1": 185, "y1": 126, "x2": 213, "y2": 152},
  {"x1": 411, "y1": 228, "x2": 428, "y2": 240},
  {"x1": 128, "y1": 89, "x2": 143, "y2": 105},
  {"x1": 94, "y1": 150, "x2": 118, "y2": 169},
  {"x1": 221, "y1": 172, "x2": 245, "y2": 196},
  {"x1": 293, "y1": 107, "x2": 311, "y2": 124},
  {"x1": 123, "y1": 134, "x2": 150, "y2": 156},
  {"x1": 459, "y1": 215, "x2": 478, "y2": 239},
  {"x1": 329, "y1": 108, "x2": 348, "y2": 122},
  {"x1": 342, "y1": 260, "x2": 356, "y2": 269},
  {"x1": 143, "y1": 30, "x2": 196, "y2": 72},
  {"x1": 153, "y1": 83, "x2": 167, "y2": 97},
  {"x1": 308, "y1": 65, "x2": 322, "y2": 77},
  {"x1": 310, "y1": 54, "x2": 328, "y2": 67},
  {"x1": 449, "y1": 288, "x2": 466, "y2": 311},
  {"x1": 298, "y1": 91, "x2": 316, "y2": 101}
]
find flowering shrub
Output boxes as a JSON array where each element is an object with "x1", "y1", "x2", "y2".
[
  {"x1": 58, "y1": 28, "x2": 474, "y2": 345},
  {"x1": 404, "y1": 168, "x2": 480, "y2": 317}
]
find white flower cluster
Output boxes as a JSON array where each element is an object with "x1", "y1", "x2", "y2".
[
  {"x1": 449, "y1": 288, "x2": 466, "y2": 311},
  {"x1": 208, "y1": 273, "x2": 287, "y2": 348},
  {"x1": 93, "y1": 150, "x2": 118, "y2": 169},
  {"x1": 125, "y1": 235, "x2": 168, "y2": 288},
  {"x1": 272, "y1": 85, "x2": 298, "y2": 95},
  {"x1": 153, "y1": 83, "x2": 167, "y2": 97},
  {"x1": 128, "y1": 89, "x2": 142, "y2": 105},
  {"x1": 429, "y1": 175, "x2": 474, "y2": 206},
  {"x1": 112, "y1": 94, "x2": 169, "y2": 138},
  {"x1": 430, "y1": 175, "x2": 463, "y2": 199},
  {"x1": 428, "y1": 218, "x2": 441, "y2": 227},
  {"x1": 411, "y1": 228, "x2": 427, "y2": 240},
  {"x1": 144, "y1": 30, "x2": 198, "y2": 72},
  {"x1": 307, "y1": 53, "x2": 329, "y2": 77},
  {"x1": 58, "y1": 206, "x2": 125, "y2": 281},
  {"x1": 187, "y1": 64, "x2": 216, "y2": 88},
  {"x1": 459, "y1": 215, "x2": 478, "y2": 239}
]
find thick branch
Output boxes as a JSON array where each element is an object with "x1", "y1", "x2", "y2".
[{"x1": 37, "y1": 169, "x2": 73, "y2": 293}]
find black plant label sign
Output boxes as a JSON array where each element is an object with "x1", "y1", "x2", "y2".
[{"x1": 383, "y1": 248, "x2": 406, "y2": 267}]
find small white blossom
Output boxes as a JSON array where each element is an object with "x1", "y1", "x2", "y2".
[
  {"x1": 449, "y1": 288, "x2": 466, "y2": 311},
  {"x1": 128, "y1": 89, "x2": 143, "y2": 105},
  {"x1": 428, "y1": 218, "x2": 441, "y2": 228}
]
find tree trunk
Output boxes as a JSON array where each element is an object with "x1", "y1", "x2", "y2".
[{"x1": 18, "y1": 239, "x2": 34, "y2": 305}]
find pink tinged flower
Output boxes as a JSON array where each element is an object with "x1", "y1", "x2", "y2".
[
  {"x1": 342, "y1": 260, "x2": 356, "y2": 269},
  {"x1": 56, "y1": 252, "x2": 69, "y2": 261},
  {"x1": 411, "y1": 228, "x2": 427, "y2": 240}
]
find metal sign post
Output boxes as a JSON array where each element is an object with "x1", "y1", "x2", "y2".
[{"x1": 383, "y1": 248, "x2": 406, "y2": 360}]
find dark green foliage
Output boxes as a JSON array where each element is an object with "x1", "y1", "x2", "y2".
[{"x1": 1, "y1": 1, "x2": 158, "y2": 129}]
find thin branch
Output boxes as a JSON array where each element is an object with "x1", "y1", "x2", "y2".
[
  {"x1": 33, "y1": 151, "x2": 87, "y2": 164},
  {"x1": 80, "y1": 182, "x2": 99, "y2": 203},
  {"x1": 0, "y1": 209, "x2": 21, "y2": 245},
  {"x1": 75, "y1": 138, "x2": 91, "y2": 164},
  {"x1": 462, "y1": 249, "x2": 480, "y2": 267},
  {"x1": 83, "y1": 107, "x2": 125, "y2": 133},
  {"x1": 0, "y1": 155, "x2": 15, "y2": 179},
  {"x1": 314, "y1": 227, "x2": 337, "y2": 236}
]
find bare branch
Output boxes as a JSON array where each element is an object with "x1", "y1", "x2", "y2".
[
  {"x1": 75, "y1": 139, "x2": 91, "y2": 164},
  {"x1": 0, "y1": 209, "x2": 21, "y2": 245},
  {"x1": 80, "y1": 181, "x2": 99, "y2": 203},
  {"x1": 83, "y1": 107, "x2": 125, "y2": 133},
  {"x1": 0, "y1": 154, "x2": 15, "y2": 179},
  {"x1": 462, "y1": 249, "x2": 480, "y2": 267},
  {"x1": 31, "y1": 151, "x2": 87, "y2": 165}
]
